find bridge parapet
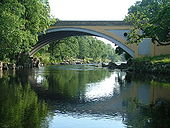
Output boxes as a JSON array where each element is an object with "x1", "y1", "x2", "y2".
[{"x1": 54, "y1": 21, "x2": 130, "y2": 26}]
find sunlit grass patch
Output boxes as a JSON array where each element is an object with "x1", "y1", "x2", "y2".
[
  {"x1": 134, "y1": 54, "x2": 170, "y2": 64},
  {"x1": 151, "y1": 81, "x2": 170, "y2": 87},
  {"x1": 152, "y1": 58, "x2": 170, "y2": 64}
]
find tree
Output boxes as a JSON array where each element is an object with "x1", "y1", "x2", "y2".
[
  {"x1": 125, "y1": 0, "x2": 170, "y2": 45},
  {"x1": 46, "y1": 36, "x2": 119, "y2": 63},
  {"x1": 77, "y1": 36, "x2": 90, "y2": 59},
  {"x1": 0, "y1": 0, "x2": 52, "y2": 62},
  {"x1": 115, "y1": 47, "x2": 132, "y2": 60},
  {"x1": 48, "y1": 37, "x2": 80, "y2": 62}
]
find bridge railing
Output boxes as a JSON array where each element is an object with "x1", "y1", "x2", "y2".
[{"x1": 54, "y1": 21, "x2": 130, "y2": 26}]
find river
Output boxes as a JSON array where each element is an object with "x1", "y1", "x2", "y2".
[{"x1": 0, "y1": 65, "x2": 170, "y2": 128}]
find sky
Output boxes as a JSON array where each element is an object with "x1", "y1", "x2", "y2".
[
  {"x1": 48, "y1": 0, "x2": 140, "y2": 47},
  {"x1": 48, "y1": 0, "x2": 140, "y2": 21}
]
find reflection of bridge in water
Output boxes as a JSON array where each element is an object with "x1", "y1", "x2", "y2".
[
  {"x1": 29, "y1": 68, "x2": 170, "y2": 118},
  {"x1": 30, "y1": 21, "x2": 170, "y2": 58}
]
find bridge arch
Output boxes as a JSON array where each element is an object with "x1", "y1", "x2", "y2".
[{"x1": 30, "y1": 27, "x2": 135, "y2": 57}]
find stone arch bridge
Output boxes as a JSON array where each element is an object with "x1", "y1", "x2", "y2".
[{"x1": 30, "y1": 21, "x2": 170, "y2": 58}]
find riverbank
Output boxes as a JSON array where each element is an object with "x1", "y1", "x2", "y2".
[
  {"x1": 106, "y1": 54, "x2": 170, "y2": 74},
  {"x1": 0, "y1": 57, "x2": 41, "y2": 70},
  {"x1": 127, "y1": 54, "x2": 170, "y2": 74}
]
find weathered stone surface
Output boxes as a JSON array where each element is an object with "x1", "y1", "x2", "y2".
[
  {"x1": 108, "y1": 62, "x2": 118, "y2": 69},
  {"x1": 32, "y1": 58, "x2": 40, "y2": 68},
  {"x1": 3, "y1": 63, "x2": 8, "y2": 70},
  {"x1": 107, "y1": 62, "x2": 129, "y2": 70},
  {"x1": 0, "y1": 62, "x2": 3, "y2": 70},
  {"x1": 118, "y1": 63, "x2": 128, "y2": 69},
  {"x1": 8, "y1": 64, "x2": 16, "y2": 69},
  {"x1": 102, "y1": 63, "x2": 108, "y2": 67}
]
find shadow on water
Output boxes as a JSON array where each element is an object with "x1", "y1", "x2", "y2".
[{"x1": 0, "y1": 65, "x2": 170, "y2": 128}]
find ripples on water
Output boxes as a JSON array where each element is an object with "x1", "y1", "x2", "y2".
[{"x1": 0, "y1": 65, "x2": 170, "y2": 128}]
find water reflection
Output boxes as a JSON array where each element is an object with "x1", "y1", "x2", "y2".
[
  {"x1": 85, "y1": 71, "x2": 126, "y2": 101},
  {"x1": 31, "y1": 65, "x2": 170, "y2": 128},
  {"x1": 31, "y1": 65, "x2": 113, "y2": 102},
  {"x1": 49, "y1": 113, "x2": 125, "y2": 128},
  {"x1": 0, "y1": 71, "x2": 48, "y2": 128},
  {"x1": 0, "y1": 65, "x2": 170, "y2": 128}
]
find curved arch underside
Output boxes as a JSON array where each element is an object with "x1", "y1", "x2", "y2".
[{"x1": 30, "y1": 27, "x2": 135, "y2": 57}]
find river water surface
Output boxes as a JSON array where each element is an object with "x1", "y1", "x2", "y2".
[{"x1": 0, "y1": 65, "x2": 170, "y2": 128}]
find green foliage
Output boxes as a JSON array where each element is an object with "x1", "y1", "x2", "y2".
[
  {"x1": 46, "y1": 36, "x2": 119, "y2": 63},
  {"x1": 41, "y1": 65, "x2": 112, "y2": 100},
  {"x1": 115, "y1": 47, "x2": 132, "y2": 60},
  {"x1": 47, "y1": 37, "x2": 79, "y2": 63},
  {"x1": 34, "y1": 44, "x2": 51, "y2": 64},
  {"x1": 0, "y1": 0, "x2": 52, "y2": 62},
  {"x1": 134, "y1": 54, "x2": 170, "y2": 63},
  {"x1": 125, "y1": 0, "x2": 170, "y2": 45},
  {"x1": 0, "y1": 74, "x2": 48, "y2": 128},
  {"x1": 129, "y1": 54, "x2": 170, "y2": 74}
]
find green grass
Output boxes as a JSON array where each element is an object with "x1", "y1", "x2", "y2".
[
  {"x1": 151, "y1": 81, "x2": 170, "y2": 87},
  {"x1": 134, "y1": 54, "x2": 170, "y2": 64}
]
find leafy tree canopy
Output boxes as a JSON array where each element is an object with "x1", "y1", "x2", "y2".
[
  {"x1": 36, "y1": 36, "x2": 121, "y2": 63},
  {"x1": 0, "y1": 0, "x2": 52, "y2": 62},
  {"x1": 125, "y1": 0, "x2": 170, "y2": 45}
]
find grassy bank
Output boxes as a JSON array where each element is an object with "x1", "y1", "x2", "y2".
[
  {"x1": 134, "y1": 54, "x2": 170, "y2": 64},
  {"x1": 128, "y1": 54, "x2": 170, "y2": 74}
]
